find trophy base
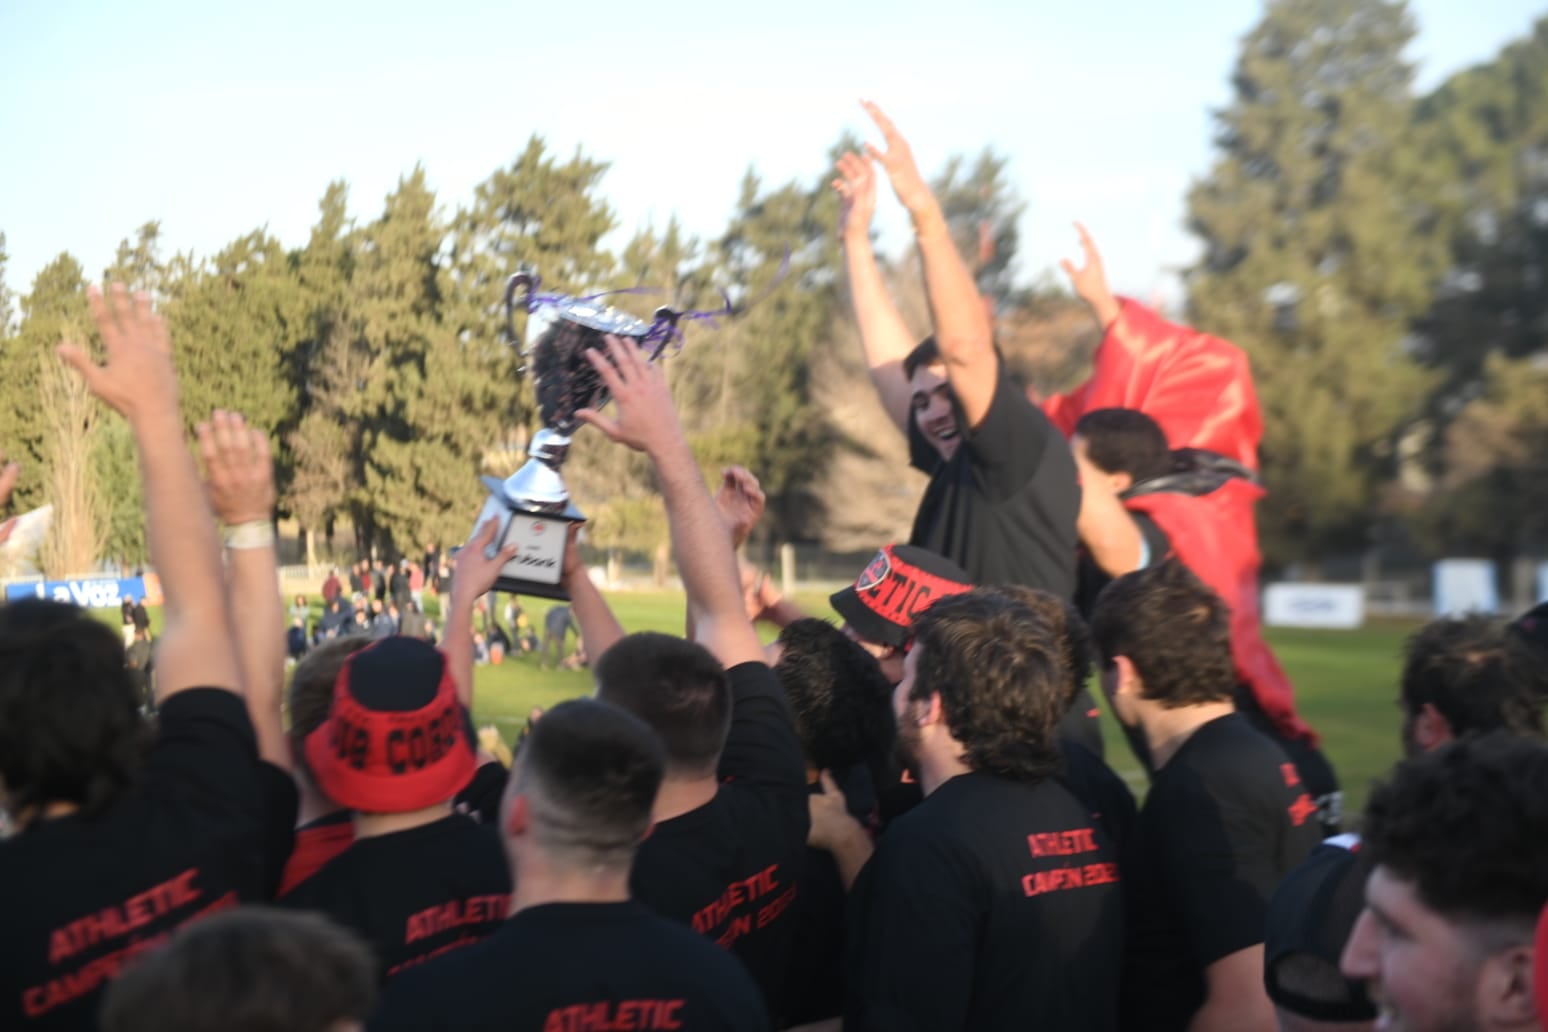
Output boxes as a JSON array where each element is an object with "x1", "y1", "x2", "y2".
[
  {"x1": 473, "y1": 490, "x2": 584, "y2": 603},
  {"x1": 491, "y1": 573, "x2": 574, "y2": 602}
]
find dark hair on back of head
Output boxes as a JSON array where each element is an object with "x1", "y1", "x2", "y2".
[
  {"x1": 1401, "y1": 616, "x2": 1544, "y2": 739},
  {"x1": 1076, "y1": 408, "x2": 1173, "y2": 484},
  {"x1": 100, "y1": 906, "x2": 376, "y2": 1032},
  {"x1": 593, "y1": 632, "x2": 730, "y2": 777},
  {"x1": 984, "y1": 586, "x2": 1093, "y2": 709},
  {"x1": 908, "y1": 590, "x2": 1064, "y2": 782},
  {"x1": 0, "y1": 599, "x2": 149, "y2": 818},
  {"x1": 515, "y1": 698, "x2": 665, "y2": 868},
  {"x1": 902, "y1": 336, "x2": 940, "y2": 381},
  {"x1": 775, "y1": 618, "x2": 895, "y2": 772},
  {"x1": 1090, "y1": 560, "x2": 1236, "y2": 707},
  {"x1": 1362, "y1": 732, "x2": 1548, "y2": 925}
]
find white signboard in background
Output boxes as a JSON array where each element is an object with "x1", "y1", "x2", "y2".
[
  {"x1": 1264, "y1": 584, "x2": 1366, "y2": 629},
  {"x1": 1433, "y1": 559, "x2": 1499, "y2": 616},
  {"x1": 1538, "y1": 563, "x2": 1548, "y2": 604}
]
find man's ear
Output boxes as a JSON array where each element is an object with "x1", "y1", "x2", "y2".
[
  {"x1": 504, "y1": 793, "x2": 530, "y2": 839},
  {"x1": 1110, "y1": 471, "x2": 1134, "y2": 495},
  {"x1": 1414, "y1": 702, "x2": 1454, "y2": 751},
  {"x1": 1475, "y1": 941, "x2": 1536, "y2": 1027},
  {"x1": 1114, "y1": 655, "x2": 1141, "y2": 698},
  {"x1": 920, "y1": 691, "x2": 947, "y2": 729}
]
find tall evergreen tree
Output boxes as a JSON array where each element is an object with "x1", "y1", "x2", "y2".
[{"x1": 1186, "y1": 0, "x2": 1447, "y2": 562}]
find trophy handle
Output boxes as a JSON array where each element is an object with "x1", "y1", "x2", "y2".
[
  {"x1": 647, "y1": 306, "x2": 684, "y2": 361},
  {"x1": 505, "y1": 268, "x2": 540, "y2": 347}
]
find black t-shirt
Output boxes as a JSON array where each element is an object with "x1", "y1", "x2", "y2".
[
  {"x1": 845, "y1": 771, "x2": 1124, "y2": 1031},
  {"x1": 630, "y1": 662, "x2": 808, "y2": 1019},
  {"x1": 369, "y1": 900, "x2": 770, "y2": 1032},
  {"x1": 782, "y1": 766, "x2": 879, "y2": 1026},
  {"x1": 281, "y1": 814, "x2": 512, "y2": 982},
  {"x1": 1058, "y1": 739, "x2": 1137, "y2": 858},
  {"x1": 908, "y1": 358, "x2": 1080, "y2": 597},
  {"x1": 1120, "y1": 713, "x2": 1322, "y2": 1031},
  {"x1": 0, "y1": 689, "x2": 296, "y2": 1031},
  {"x1": 1075, "y1": 511, "x2": 1171, "y2": 620}
]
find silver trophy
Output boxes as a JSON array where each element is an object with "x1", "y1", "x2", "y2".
[{"x1": 473, "y1": 269, "x2": 680, "y2": 600}]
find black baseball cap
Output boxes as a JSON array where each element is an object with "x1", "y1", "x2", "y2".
[{"x1": 1264, "y1": 835, "x2": 1377, "y2": 1022}]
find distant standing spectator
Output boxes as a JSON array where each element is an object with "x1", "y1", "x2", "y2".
[
  {"x1": 120, "y1": 596, "x2": 136, "y2": 646},
  {"x1": 322, "y1": 569, "x2": 342, "y2": 604},
  {"x1": 349, "y1": 562, "x2": 365, "y2": 596},
  {"x1": 541, "y1": 605, "x2": 575, "y2": 670},
  {"x1": 131, "y1": 597, "x2": 150, "y2": 635},
  {"x1": 125, "y1": 626, "x2": 155, "y2": 709},
  {"x1": 389, "y1": 561, "x2": 410, "y2": 609},
  {"x1": 289, "y1": 593, "x2": 310, "y2": 625},
  {"x1": 399, "y1": 601, "x2": 429, "y2": 641},
  {"x1": 408, "y1": 562, "x2": 425, "y2": 607}
]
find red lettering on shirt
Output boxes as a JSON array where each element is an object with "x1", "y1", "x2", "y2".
[
  {"x1": 47, "y1": 868, "x2": 202, "y2": 965},
  {"x1": 1288, "y1": 792, "x2": 1318, "y2": 828},
  {"x1": 542, "y1": 998, "x2": 685, "y2": 1031},
  {"x1": 1280, "y1": 763, "x2": 1301, "y2": 788},
  {"x1": 1026, "y1": 827, "x2": 1099, "y2": 858},
  {"x1": 402, "y1": 893, "x2": 511, "y2": 944},
  {"x1": 690, "y1": 864, "x2": 784, "y2": 947}
]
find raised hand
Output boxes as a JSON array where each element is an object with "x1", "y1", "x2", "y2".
[
  {"x1": 715, "y1": 466, "x2": 766, "y2": 549},
  {"x1": 60, "y1": 284, "x2": 179, "y2": 422},
  {"x1": 455, "y1": 517, "x2": 520, "y2": 601},
  {"x1": 860, "y1": 101, "x2": 936, "y2": 218},
  {"x1": 575, "y1": 335, "x2": 683, "y2": 456},
  {"x1": 1059, "y1": 223, "x2": 1120, "y2": 328},
  {"x1": 833, "y1": 151, "x2": 879, "y2": 242},
  {"x1": 197, "y1": 411, "x2": 275, "y2": 526}
]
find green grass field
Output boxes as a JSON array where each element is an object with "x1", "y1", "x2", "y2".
[{"x1": 99, "y1": 592, "x2": 1415, "y2": 823}]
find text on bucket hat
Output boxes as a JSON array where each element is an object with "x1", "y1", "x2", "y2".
[{"x1": 829, "y1": 544, "x2": 972, "y2": 649}]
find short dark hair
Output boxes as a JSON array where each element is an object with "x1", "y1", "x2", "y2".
[
  {"x1": 0, "y1": 599, "x2": 148, "y2": 817},
  {"x1": 1401, "y1": 616, "x2": 1544, "y2": 739},
  {"x1": 985, "y1": 586, "x2": 1093, "y2": 710},
  {"x1": 1362, "y1": 732, "x2": 1548, "y2": 925},
  {"x1": 902, "y1": 336, "x2": 940, "y2": 380},
  {"x1": 100, "y1": 907, "x2": 376, "y2": 1032},
  {"x1": 775, "y1": 619, "x2": 895, "y2": 772},
  {"x1": 593, "y1": 632, "x2": 731, "y2": 777},
  {"x1": 1076, "y1": 408, "x2": 1173, "y2": 484},
  {"x1": 286, "y1": 636, "x2": 372, "y2": 785},
  {"x1": 908, "y1": 590, "x2": 1064, "y2": 782},
  {"x1": 513, "y1": 698, "x2": 665, "y2": 868},
  {"x1": 1090, "y1": 560, "x2": 1237, "y2": 707}
]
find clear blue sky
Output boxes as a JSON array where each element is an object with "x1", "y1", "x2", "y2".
[{"x1": 1, "y1": 0, "x2": 1540, "y2": 310}]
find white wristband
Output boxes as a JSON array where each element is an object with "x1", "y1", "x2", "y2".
[{"x1": 223, "y1": 521, "x2": 275, "y2": 550}]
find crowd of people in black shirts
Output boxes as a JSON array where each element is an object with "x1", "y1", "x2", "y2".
[{"x1": 3, "y1": 102, "x2": 1548, "y2": 1032}]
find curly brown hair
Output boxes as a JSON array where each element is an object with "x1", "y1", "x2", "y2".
[
  {"x1": 1362, "y1": 732, "x2": 1548, "y2": 924},
  {"x1": 908, "y1": 590, "x2": 1064, "y2": 783},
  {"x1": 1401, "y1": 616, "x2": 1544, "y2": 739},
  {"x1": 984, "y1": 586, "x2": 1094, "y2": 709},
  {"x1": 1089, "y1": 559, "x2": 1236, "y2": 708}
]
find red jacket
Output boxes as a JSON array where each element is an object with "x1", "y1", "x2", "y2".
[{"x1": 1041, "y1": 299, "x2": 1316, "y2": 745}]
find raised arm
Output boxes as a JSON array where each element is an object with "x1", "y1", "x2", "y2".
[
  {"x1": 1060, "y1": 222, "x2": 1121, "y2": 331},
  {"x1": 445, "y1": 518, "x2": 519, "y2": 710},
  {"x1": 1073, "y1": 442, "x2": 1146, "y2": 577},
  {"x1": 578, "y1": 336, "x2": 764, "y2": 668},
  {"x1": 835, "y1": 151, "x2": 914, "y2": 434},
  {"x1": 560, "y1": 526, "x2": 625, "y2": 660},
  {"x1": 62, "y1": 285, "x2": 241, "y2": 700},
  {"x1": 863, "y1": 102, "x2": 997, "y2": 430},
  {"x1": 198, "y1": 410, "x2": 287, "y2": 768}
]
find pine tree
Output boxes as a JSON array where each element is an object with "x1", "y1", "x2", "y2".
[{"x1": 1186, "y1": 0, "x2": 1447, "y2": 562}]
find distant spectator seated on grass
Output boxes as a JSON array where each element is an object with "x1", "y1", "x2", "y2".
[
  {"x1": 370, "y1": 700, "x2": 770, "y2": 1032},
  {"x1": 101, "y1": 907, "x2": 376, "y2": 1032}
]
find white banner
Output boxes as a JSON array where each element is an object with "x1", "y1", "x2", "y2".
[
  {"x1": 1433, "y1": 559, "x2": 1499, "y2": 616},
  {"x1": 1538, "y1": 563, "x2": 1548, "y2": 604},
  {"x1": 1263, "y1": 583, "x2": 1365, "y2": 629}
]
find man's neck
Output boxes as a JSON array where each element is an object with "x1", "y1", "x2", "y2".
[
  {"x1": 297, "y1": 784, "x2": 344, "y2": 827},
  {"x1": 917, "y1": 751, "x2": 972, "y2": 798},
  {"x1": 509, "y1": 853, "x2": 631, "y2": 917},
  {"x1": 1142, "y1": 702, "x2": 1235, "y2": 771},
  {"x1": 354, "y1": 802, "x2": 452, "y2": 839},
  {"x1": 652, "y1": 773, "x2": 719, "y2": 823},
  {"x1": 8, "y1": 799, "x2": 82, "y2": 831}
]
